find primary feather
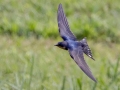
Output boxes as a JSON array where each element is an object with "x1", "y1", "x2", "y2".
[
  {"x1": 68, "y1": 46, "x2": 97, "y2": 82},
  {"x1": 57, "y1": 4, "x2": 76, "y2": 41}
]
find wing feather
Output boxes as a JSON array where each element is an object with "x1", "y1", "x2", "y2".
[
  {"x1": 68, "y1": 46, "x2": 97, "y2": 82},
  {"x1": 57, "y1": 4, "x2": 76, "y2": 41}
]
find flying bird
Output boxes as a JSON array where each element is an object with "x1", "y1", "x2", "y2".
[{"x1": 55, "y1": 4, "x2": 97, "y2": 82}]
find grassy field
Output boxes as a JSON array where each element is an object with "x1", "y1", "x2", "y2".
[
  {"x1": 0, "y1": 0, "x2": 120, "y2": 89},
  {"x1": 0, "y1": 36, "x2": 120, "y2": 90},
  {"x1": 0, "y1": 0, "x2": 120, "y2": 42}
]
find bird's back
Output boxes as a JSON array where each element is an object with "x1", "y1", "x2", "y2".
[{"x1": 67, "y1": 40, "x2": 81, "y2": 50}]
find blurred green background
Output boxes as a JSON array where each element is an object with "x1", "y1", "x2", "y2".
[{"x1": 0, "y1": 0, "x2": 120, "y2": 90}]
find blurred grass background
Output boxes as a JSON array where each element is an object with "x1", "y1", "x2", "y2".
[
  {"x1": 0, "y1": 0, "x2": 120, "y2": 42},
  {"x1": 0, "y1": 0, "x2": 120, "y2": 90}
]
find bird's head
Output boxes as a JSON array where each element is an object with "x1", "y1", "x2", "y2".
[{"x1": 54, "y1": 42, "x2": 68, "y2": 50}]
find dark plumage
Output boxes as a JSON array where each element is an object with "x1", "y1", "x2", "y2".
[{"x1": 55, "y1": 4, "x2": 97, "y2": 82}]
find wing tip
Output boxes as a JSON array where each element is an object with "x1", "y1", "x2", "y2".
[
  {"x1": 93, "y1": 78, "x2": 97, "y2": 83},
  {"x1": 58, "y1": 3, "x2": 62, "y2": 9},
  {"x1": 58, "y1": 3, "x2": 63, "y2": 18},
  {"x1": 93, "y1": 79, "x2": 97, "y2": 83}
]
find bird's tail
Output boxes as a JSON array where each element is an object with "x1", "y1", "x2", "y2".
[{"x1": 80, "y1": 38, "x2": 95, "y2": 60}]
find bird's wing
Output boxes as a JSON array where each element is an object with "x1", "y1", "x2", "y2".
[
  {"x1": 57, "y1": 4, "x2": 76, "y2": 41},
  {"x1": 68, "y1": 46, "x2": 97, "y2": 82},
  {"x1": 80, "y1": 38, "x2": 94, "y2": 60}
]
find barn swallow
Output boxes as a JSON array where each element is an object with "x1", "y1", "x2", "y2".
[{"x1": 55, "y1": 4, "x2": 97, "y2": 82}]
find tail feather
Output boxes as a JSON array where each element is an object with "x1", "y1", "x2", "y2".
[{"x1": 80, "y1": 38, "x2": 95, "y2": 60}]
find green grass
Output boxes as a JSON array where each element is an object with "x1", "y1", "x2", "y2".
[
  {"x1": 0, "y1": 0, "x2": 120, "y2": 42},
  {"x1": 0, "y1": 0, "x2": 120, "y2": 89},
  {"x1": 0, "y1": 36, "x2": 120, "y2": 90}
]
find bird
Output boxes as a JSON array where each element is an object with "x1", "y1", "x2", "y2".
[{"x1": 55, "y1": 4, "x2": 97, "y2": 82}]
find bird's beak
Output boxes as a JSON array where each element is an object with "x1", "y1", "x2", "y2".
[{"x1": 54, "y1": 44, "x2": 58, "y2": 46}]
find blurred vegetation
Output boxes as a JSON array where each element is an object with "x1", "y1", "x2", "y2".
[
  {"x1": 0, "y1": 0, "x2": 120, "y2": 89},
  {"x1": 0, "y1": 0, "x2": 120, "y2": 42}
]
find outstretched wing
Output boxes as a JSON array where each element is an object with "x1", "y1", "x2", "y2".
[
  {"x1": 68, "y1": 46, "x2": 97, "y2": 82},
  {"x1": 57, "y1": 4, "x2": 76, "y2": 41},
  {"x1": 80, "y1": 38, "x2": 95, "y2": 60}
]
